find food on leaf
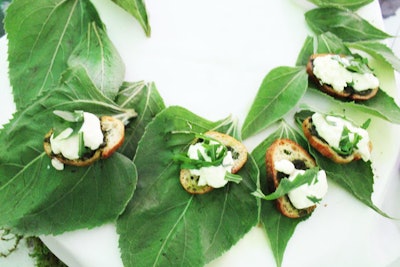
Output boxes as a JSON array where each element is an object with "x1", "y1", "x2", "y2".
[
  {"x1": 265, "y1": 139, "x2": 328, "y2": 218},
  {"x1": 307, "y1": 53, "x2": 379, "y2": 100},
  {"x1": 302, "y1": 112, "x2": 372, "y2": 164},
  {"x1": 175, "y1": 131, "x2": 248, "y2": 194},
  {"x1": 44, "y1": 110, "x2": 126, "y2": 170}
]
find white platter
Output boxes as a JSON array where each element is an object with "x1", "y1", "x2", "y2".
[{"x1": 1, "y1": 0, "x2": 400, "y2": 266}]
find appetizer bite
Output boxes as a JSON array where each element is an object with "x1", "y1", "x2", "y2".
[
  {"x1": 307, "y1": 53, "x2": 379, "y2": 100},
  {"x1": 302, "y1": 112, "x2": 372, "y2": 164},
  {"x1": 266, "y1": 139, "x2": 328, "y2": 218},
  {"x1": 176, "y1": 131, "x2": 247, "y2": 194},
  {"x1": 44, "y1": 110, "x2": 125, "y2": 170}
]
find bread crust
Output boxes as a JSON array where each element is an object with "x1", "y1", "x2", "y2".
[
  {"x1": 265, "y1": 139, "x2": 316, "y2": 218},
  {"x1": 302, "y1": 116, "x2": 372, "y2": 164},
  {"x1": 44, "y1": 116, "x2": 125, "y2": 167},
  {"x1": 180, "y1": 131, "x2": 248, "y2": 194},
  {"x1": 307, "y1": 53, "x2": 379, "y2": 101}
]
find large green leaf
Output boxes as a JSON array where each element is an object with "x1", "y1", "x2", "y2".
[
  {"x1": 346, "y1": 41, "x2": 400, "y2": 72},
  {"x1": 294, "y1": 110, "x2": 390, "y2": 217},
  {"x1": 241, "y1": 66, "x2": 308, "y2": 139},
  {"x1": 307, "y1": 0, "x2": 374, "y2": 10},
  {"x1": 68, "y1": 22, "x2": 125, "y2": 100},
  {"x1": 114, "y1": 81, "x2": 166, "y2": 159},
  {"x1": 0, "y1": 66, "x2": 137, "y2": 235},
  {"x1": 296, "y1": 32, "x2": 351, "y2": 67},
  {"x1": 117, "y1": 106, "x2": 260, "y2": 266},
  {"x1": 308, "y1": 85, "x2": 400, "y2": 124},
  {"x1": 251, "y1": 121, "x2": 310, "y2": 267},
  {"x1": 111, "y1": 0, "x2": 151, "y2": 37},
  {"x1": 305, "y1": 7, "x2": 392, "y2": 42},
  {"x1": 4, "y1": 0, "x2": 103, "y2": 109}
]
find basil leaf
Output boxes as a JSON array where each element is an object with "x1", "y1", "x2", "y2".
[
  {"x1": 111, "y1": 0, "x2": 151, "y2": 37},
  {"x1": 114, "y1": 81, "x2": 166, "y2": 159},
  {"x1": 346, "y1": 41, "x2": 400, "y2": 72},
  {"x1": 241, "y1": 66, "x2": 308, "y2": 139},
  {"x1": 117, "y1": 106, "x2": 259, "y2": 266},
  {"x1": 251, "y1": 121, "x2": 310, "y2": 267},
  {"x1": 305, "y1": 7, "x2": 392, "y2": 42},
  {"x1": 5, "y1": 0, "x2": 104, "y2": 109},
  {"x1": 307, "y1": 0, "x2": 374, "y2": 10},
  {"x1": 68, "y1": 22, "x2": 125, "y2": 101}
]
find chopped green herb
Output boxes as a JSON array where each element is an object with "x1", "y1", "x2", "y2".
[
  {"x1": 224, "y1": 172, "x2": 242, "y2": 184},
  {"x1": 52, "y1": 110, "x2": 85, "y2": 138},
  {"x1": 173, "y1": 133, "x2": 228, "y2": 170},
  {"x1": 252, "y1": 167, "x2": 320, "y2": 200},
  {"x1": 307, "y1": 195, "x2": 323, "y2": 204}
]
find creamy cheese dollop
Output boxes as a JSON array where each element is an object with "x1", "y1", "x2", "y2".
[
  {"x1": 187, "y1": 141, "x2": 234, "y2": 188},
  {"x1": 313, "y1": 55, "x2": 379, "y2": 92},
  {"x1": 50, "y1": 112, "x2": 104, "y2": 168},
  {"x1": 312, "y1": 112, "x2": 371, "y2": 161},
  {"x1": 275, "y1": 159, "x2": 328, "y2": 209}
]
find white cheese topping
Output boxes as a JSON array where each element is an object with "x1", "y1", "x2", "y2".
[
  {"x1": 275, "y1": 159, "x2": 328, "y2": 209},
  {"x1": 313, "y1": 55, "x2": 379, "y2": 92},
  {"x1": 51, "y1": 158, "x2": 65, "y2": 171},
  {"x1": 187, "y1": 141, "x2": 234, "y2": 188},
  {"x1": 312, "y1": 113, "x2": 371, "y2": 161},
  {"x1": 50, "y1": 112, "x2": 104, "y2": 161}
]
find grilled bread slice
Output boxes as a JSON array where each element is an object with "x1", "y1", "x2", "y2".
[
  {"x1": 302, "y1": 116, "x2": 372, "y2": 164},
  {"x1": 44, "y1": 116, "x2": 125, "y2": 167},
  {"x1": 307, "y1": 53, "x2": 379, "y2": 101},
  {"x1": 266, "y1": 139, "x2": 317, "y2": 218},
  {"x1": 180, "y1": 131, "x2": 248, "y2": 194}
]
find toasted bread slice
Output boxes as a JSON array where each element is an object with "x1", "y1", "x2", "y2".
[
  {"x1": 307, "y1": 54, "x2": 379, "y2": 101},
  {"x1": 266, "y1": 139, "x2": 316, "y2": 218},
  {"x1": 302, "y1": 116, "x2": 372, "y2": 164},
  {"x1": 43, "y1": 116, "x2": 125, "y2": 167},
  {"x1": 180, "y1": 131, "x2": 248, "y2": 194}
]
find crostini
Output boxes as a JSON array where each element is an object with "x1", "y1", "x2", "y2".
[
  {"x1": 178, "y1": 131, "x2": 248, "y2": 194},
  {"x1": 44, "y1": 110, "x2": 125, "y2": 170},
  {"x1": 307, "y1": 53, "x2": 379, "y2": 101},
  {"x1": 302, "y1": 112, "x2": 372, "y2": 164},
  {"x1": 266, "y1": 139, "x2": 328, "y2": 218}
]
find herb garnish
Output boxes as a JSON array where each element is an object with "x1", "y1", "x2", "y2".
[
  {"x1": 52, "y1": 110, "x2": 84, "y2": 139},
  {"x1": 173, "y1": 133, "x2": 242, "y2": 183},
  {"x1": 332, "y1": 54, "x2": 373, "y2": 74},
  {"x1": 252, "y1": 167, "x2": 320, "y2": 200}
]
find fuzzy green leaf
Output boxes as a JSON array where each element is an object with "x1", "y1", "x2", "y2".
[
  {"x1": 68, "y1": 22, "x2": 125, "y2": 100},
  {"x1": 294, "y1": 110, "x2": 391, "y2": 218},
  {"x1": 241, "y1": 66, "x2": 308, "y2": 139},
  {"x1": 346, "y1": 41, "x2": 400, "y2": 72},
  {"x1": 114, "y1": 81, "x2": 166, "y2": 159},
  {"x1": 4, "y1": 0, "x2": 104, "y2": 109},
  {"x1": 111, "y1": 0, "x2": 151, "y2": 37},
  {"x1": 251, "y1": 121, "x2": 310, "y2": 267},
  {"x1": 0, "y1": 66, "x2": 137, "y2": 235},
  {"x1": 117, "y1": 106, "x2": 260, "y2": 267},
  {"x1": 305, "y1": 7, "x2": 392, "y2": 42},
  {"x1": 307, "y1": 0, "x2": 374, "y2": 10}
]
